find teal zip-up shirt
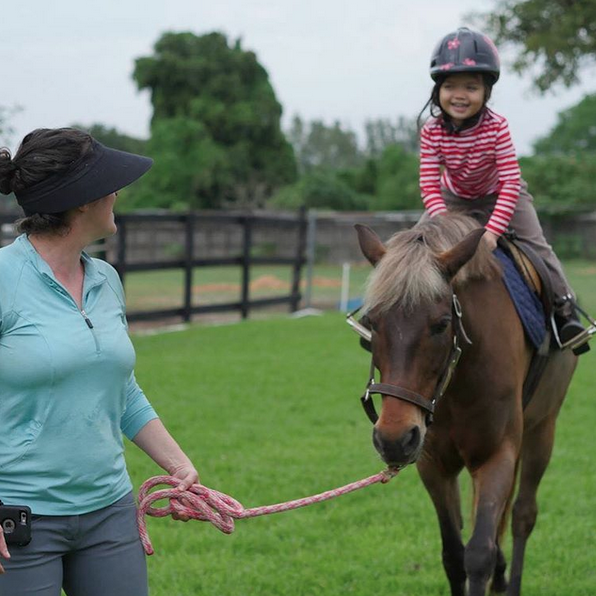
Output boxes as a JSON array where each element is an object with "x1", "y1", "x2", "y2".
[{"x1": 0, "y1": 235, "x2": 158, "y2": 515}]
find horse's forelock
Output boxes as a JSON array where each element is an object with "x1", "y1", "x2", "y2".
[{"x1": 363, "y1": 214, "x2": 499, "y2": 314}]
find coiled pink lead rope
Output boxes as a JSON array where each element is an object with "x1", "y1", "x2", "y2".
[{"x1": 137, "y1": 468, "x2": 400, "y2": 555}]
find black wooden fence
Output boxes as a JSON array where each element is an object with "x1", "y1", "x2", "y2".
[{"x1": 0, "y1": 210, "x2": 308, "y2": 323}]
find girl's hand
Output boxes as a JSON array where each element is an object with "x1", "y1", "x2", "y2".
[
  {"x1": 483, "y1": 230, "x2": 499, "y2": 252},
  {"x1": 169, "y1": 463, "x2": 200, "y2": 522},
  {"x1": 0, "y1": 527, "x2": 11, "y2": 574}
]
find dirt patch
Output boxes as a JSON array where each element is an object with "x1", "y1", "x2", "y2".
[
  {"x1": 579, "y1": 266, "x2": 596, "y2": 275},
  {"x1": 310, "y1": 276, "x2": 342, "y2": 288},
  {"x1": 250, "y1": 275, "x2": 289, "y2": 290}
]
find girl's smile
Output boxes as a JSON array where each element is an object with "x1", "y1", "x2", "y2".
[{"x1": 439, "y1": 73, "x2": 485, "y2": 126}]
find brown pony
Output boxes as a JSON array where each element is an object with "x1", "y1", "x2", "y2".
[{"x1": 355, "y1": 214, "x2": 576, "y2": 596}]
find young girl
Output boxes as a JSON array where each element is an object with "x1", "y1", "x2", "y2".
[{"x1": 418, "y1": 26, "x2": 590, "y2": 355}]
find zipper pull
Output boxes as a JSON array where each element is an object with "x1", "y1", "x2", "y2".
[{"x1": 81, "y1": 309, "x2": 94, "y2": 329}]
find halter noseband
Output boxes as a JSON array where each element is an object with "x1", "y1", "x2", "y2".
[{"x1": 347, "y1": 294, "x2": 470, "y2": 426}]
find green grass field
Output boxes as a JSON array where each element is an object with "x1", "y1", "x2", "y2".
[{"x1": 123, "y1": 260, "x2": 596, "y2": 595}]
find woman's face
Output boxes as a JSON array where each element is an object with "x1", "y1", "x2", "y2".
[
  {"x1": 86, "y1": 192, "x2": 118, "y2": 241},
  {"x1": 439, "y1": 73, "x2": 485, "y2": 126}
]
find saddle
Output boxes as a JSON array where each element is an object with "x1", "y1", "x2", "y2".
[
  {"x1": 497, "y1": 233, "x2": 554, "y2": 409},
  {"x1": 498, "y1": 233, "x2": 553, "y2": 318}
]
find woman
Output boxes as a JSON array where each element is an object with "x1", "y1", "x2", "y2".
[{"x1": 0, "y1": 128, "x2": 199, "y2": 595}]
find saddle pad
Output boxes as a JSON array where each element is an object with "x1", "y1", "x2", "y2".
[{"x1": 494, "y1": 248, "x2": 546, "y2": 350}]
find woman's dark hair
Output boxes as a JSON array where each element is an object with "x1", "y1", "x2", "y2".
[
  {"x1": 14, "y1": 212, "x2": 72, "y2": 236},
  {"x1": 0, "y1": 128, "x2": 93, "y2": 235},
  {"x1": 416, "y1": 73, "x2": 494, "y2": 133}
]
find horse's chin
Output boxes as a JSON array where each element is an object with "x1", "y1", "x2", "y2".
[{"x1": 381, "y1": 445, "x2": 423, "y2": 468}]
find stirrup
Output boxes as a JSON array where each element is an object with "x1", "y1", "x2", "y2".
[{"x1": 551, "y1": 299, "x2": 596, "y2": 352}]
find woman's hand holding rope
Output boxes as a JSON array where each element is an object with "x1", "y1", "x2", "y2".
[{"x1": 137, "y1": 468, "x2": 400, "y2": 556}]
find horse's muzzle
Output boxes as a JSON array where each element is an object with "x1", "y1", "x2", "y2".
[{"x1": 372, "y1": 425, "x2": 422, "y2": 466}]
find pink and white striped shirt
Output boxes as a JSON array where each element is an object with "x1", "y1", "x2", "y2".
[{"x1": 419, "y1": 108, "x2": 521, "y2": 235}]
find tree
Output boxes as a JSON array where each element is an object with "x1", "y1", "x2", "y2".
[
  {"x1": 72, "y1": 123, "x2": 147, "y2": 155},
  {"x1": 269, "y1": 142, "x2": 421, "y2": 212},
  {"x1": 287, "y1": 115, "x2": 363, "y2": 173},
  {"x1": 513, "y1": 93, "x2": 596, "y2": 212},
  {"x1": 371, "y1": 145, "x2": 420, "y2": 211},
  {"x1": 476, "y1": 0, "x2": 596, "y2": 91},
  {"x1": 119, "y1": 117, "x2": 226, "y2": 211},
  {"x1": 533, "y1": 93, "x2": 596, "y2": 154},
  {"x1": 520, "y1": 154, "x2": 596, "y2": 209},
  {"x1": 268, "y1": 170, "x2": 366, "y2": 211},
  {"x1": 364, "y1": 117, "x2": 419, "y2": 157},
  {"x1": 133, "y1": 32, "x2": 296, "y2": 209}
]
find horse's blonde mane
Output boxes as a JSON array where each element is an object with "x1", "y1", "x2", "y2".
[{"x1": 363, "y1": 214, "x2": 501, "y2": 314}]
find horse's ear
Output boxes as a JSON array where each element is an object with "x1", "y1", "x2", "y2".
[
  {"x1": 437, "y1": 228, "x2": 486, "y2": 280},
  {"x1": 355, "y1": 224, "x2": 386, "y2": 266}
]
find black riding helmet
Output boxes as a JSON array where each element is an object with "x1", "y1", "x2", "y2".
[{"x1": 430, "y1": 27, "x2": 500, "y2": 84}]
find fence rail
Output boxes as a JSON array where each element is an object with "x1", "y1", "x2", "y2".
[
  {"x1": 2, "y1": 206, "x2": 595, "y2": 324},
  {"x1": 0, "y1": 210, "x2": 309, "y2": 324}
]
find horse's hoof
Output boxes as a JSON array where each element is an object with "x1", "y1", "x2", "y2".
[{"x1": 490, "y1": 577, "x2": 508, "y2": 594}]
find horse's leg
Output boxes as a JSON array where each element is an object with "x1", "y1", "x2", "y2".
[
  {"x1": 491, "y1": 460, "x2": 520, "y2": 594},
  {"x1": 465, "y1": 446, "x2": 517, "y2": 596},
  {"x1": 417, "y1": 455, "x2": 467, "y2": 596},
  {"x1": 490, "y1": 541, "x2": 508, "y2": 594},
  {"x1": 507, "y1": 416, "x2": 557, "y2": 596}
]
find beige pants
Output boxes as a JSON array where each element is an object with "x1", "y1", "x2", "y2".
[{"x1": 437, "y1": 181, "x2": 572, "y2": 300}]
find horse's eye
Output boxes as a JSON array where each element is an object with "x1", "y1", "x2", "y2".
[
  {"x1": 430, "y1": 317, "x2": 451, "y2": 335},
  {"x1": 363, "y1": 315, "x2": 382, "y2": 333}
]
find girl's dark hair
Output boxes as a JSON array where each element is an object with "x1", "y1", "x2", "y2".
[
  {"x1": 416, "y1": 74, "x2": 494, "y2": 133},
  {"x1": 0, "y1": 128, "x2": 93, "y2": 235}
]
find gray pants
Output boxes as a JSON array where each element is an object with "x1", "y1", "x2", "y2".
[
  {"x1": 0, "y1": 492, "x2": 148, "y2": 596},
  {"x1": 440, "y1": 182, "x2": 573, "y2": 299}
]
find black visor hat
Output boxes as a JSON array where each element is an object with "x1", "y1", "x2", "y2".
[{"x1": 15, "y1": 140, "x2": 153, "y2": 215}]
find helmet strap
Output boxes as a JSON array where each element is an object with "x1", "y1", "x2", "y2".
[{"x1": 440, "y1": 106, "x2": 487, "y2": 134}]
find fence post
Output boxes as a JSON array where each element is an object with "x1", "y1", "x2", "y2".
[
  {"x1": 303, "y1": 209, "x2": 317, "y2": 308},
  {"x1": 340, "y1": 262, "x2": 351, "y2": 312},
  {"x1": 183, "y1": 213, "x2": 194, "y2": 323},
  {"x1": 240, "y1": 215, "x2": 252, "y2": 319},
  {"x1": 94, "y1": 238, "x2": 108, "y2": 261},
  {"x1": 290, "y1": 206, "x2": 308, "y2": 312},
  {"x1": 115, "y1": 217, "x2": 127, "y2": 287}
]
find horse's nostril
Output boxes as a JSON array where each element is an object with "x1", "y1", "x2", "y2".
[
  {"x1": 372, "y1": 427, "x2": 383, "y2": 453},
  {"x1": 372, "y1": 425, "x2": 422, "y2": 464},
  {"x1": 402, "y1": 425, "x2": 421, "y2": 455}
]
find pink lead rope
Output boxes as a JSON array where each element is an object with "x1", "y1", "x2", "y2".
[{"x1": 137, "y1": 468, "x2": 400, "y2": 555}]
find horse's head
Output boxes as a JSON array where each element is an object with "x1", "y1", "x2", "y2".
[{"x1": 355, "y1": 218, "x2": 488, "y2": 467}]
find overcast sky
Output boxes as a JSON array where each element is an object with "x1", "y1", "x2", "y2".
[{"x1": 1, "y1": 0, "x2": 593, "y2": 156}]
